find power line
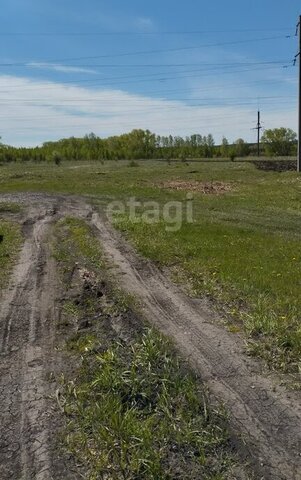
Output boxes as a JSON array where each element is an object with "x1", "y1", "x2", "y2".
[
  {"x1": 0, "y1": 63, "x2": 291, "y2": 91},
  {"x1": 2, "y1": 34, "x2": 288, "y2": 64},
  {"x1": 1, "y1": 102, "x2": 294, "y2": 125},
  {"x1": 0, "y1": 118, "x2": 261, "y2": 132},
  {"x1": 0, "y1": 65, "x2": 292, "y2": 93},
  {"x1": 0, "y1": 28, "x2": 293, "y2": 36},
  {"x1": 0, "y1": 73, "x2": 295, "y2": 95},
  {"x1": 0, "y1": 25, "x2": 296, "y2": 144},
  {"x1": 0, "y1": 117, "x2": 287, "y2": 136},
  {"x1": 0, "y1": 95, "x2": 295, "y2": 103},
  {"x1": 55, "y1": 34, "x2": 293, "y2": 61},
  {"x1": 0, "y1": 102, "x2": 295, "y2": 117},
  {"x1": 21, "y1": 60, "x2": 287, "y2": 68},
  {"x1": 0, "y1": 60, "x2": 288, "y2": 68}
]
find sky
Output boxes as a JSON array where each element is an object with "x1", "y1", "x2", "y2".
[{"x1": 0, "y1": 0, "x2": 300, "y2": 147}]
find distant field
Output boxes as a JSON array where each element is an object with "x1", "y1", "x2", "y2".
[{"x1": 0, "y1": 159, "x2": 301, "y2": 372}]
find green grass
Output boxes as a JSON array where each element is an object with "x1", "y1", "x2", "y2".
[
  {"x1": 0, "y1": 202, "x2": 21, "y2": 214},
  {"x1": 0, "y1": 219, "x2": 22, "y2": 289},
  {"x1": 53, "y1": 217, "x2": 236, "y2": 480},
  {"x1": 116, "y1": 216, "x2": 301, "y2": 372},
  {"x1": 1, "y1": 159, "x2": 301, "y2": 372},
  {"x1": 63, "y1": 330, "x2": 233, "y2": 480},
  {"x1": 53, "y1": 217, "x2": 104, "y2": 275}
]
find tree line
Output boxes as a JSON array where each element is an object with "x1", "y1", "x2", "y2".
[{"x1": 0, "y1": 128, "x2": 297, "y2": 163}]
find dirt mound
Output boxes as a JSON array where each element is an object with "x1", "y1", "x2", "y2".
[{"x1": 161, "y1": 180, "x2": 233, "y2": 194}]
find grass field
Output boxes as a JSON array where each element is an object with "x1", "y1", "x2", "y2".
[
  {"x1": 1, "y1": 159, "x2": 301, "y2": 372},
  {"x1": 53, "y1": 217, "x2": 236, "y2": 479}
]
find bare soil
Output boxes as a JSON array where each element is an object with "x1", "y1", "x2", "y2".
[
  {"x1": 0, "y1": 193, "x2": 301, "y2": 480},
  {"x1": 0, "y1": 195, "x2": 89, "y2": 480},
  {"x1": 160, "y1": 180, "x2": 233, "y2": 194}
]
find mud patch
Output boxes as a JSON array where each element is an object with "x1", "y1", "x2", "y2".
[{"x1": 160, "y1": 180, "x2": 233, "y2": 194}]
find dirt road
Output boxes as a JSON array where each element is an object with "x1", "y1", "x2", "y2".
[
  {"x1": 0, "y1": 196, "x2": 87, "y2": 480},
  {"x1": 0, "y1": 193, "x2": 301, "y2": 480}
]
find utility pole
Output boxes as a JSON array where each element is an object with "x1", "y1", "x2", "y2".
[
  {"x1": 296, "y1": 16, "x2": 301, "y2": 172},
  {"x1": 255, "y1": 110, "x2": 262, "y2": 157}
]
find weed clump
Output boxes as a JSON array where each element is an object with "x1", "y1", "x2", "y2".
[
  {"x1": 63, "y1": 329, "x2": 232, "y2": 479},
  {"x1": 128, "y1": 160, "x2": 139, "y2": 168}
]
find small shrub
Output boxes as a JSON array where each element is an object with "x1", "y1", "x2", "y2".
[
  {"x1": 52, "y1": 151, "x2": 62, "y2": 166},
  {"x1": 229, "y1": 152, "x2": 236, "y2": 162},
  {"x1": 128, "y1": 160, "x2": 139, "y2": 167}
]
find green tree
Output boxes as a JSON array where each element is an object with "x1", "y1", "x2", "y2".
[
  {"x1": 125, "y1": 129, "x2": 156, "y2": 159},
  {"x1": 203, "y1": 134, "x2": 215, "y2": 158},
  {"x1": 261, "y1": 128, "x2": 297, "y2": 157},
  {"x1": 220, "y1": 137, "x2": 229, "y2": 158},
  {"x1": 234, "y1": 138, "x2": 249, "y2": 157}
]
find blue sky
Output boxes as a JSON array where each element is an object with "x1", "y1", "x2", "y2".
[{"x1": 0, "y1": 0, "x2": 300, "y2": 146}]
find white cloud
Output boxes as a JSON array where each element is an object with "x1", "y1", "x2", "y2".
[
  {"x1": 27, "y1": 62, "x2": 98, "y2": 75},
  {"x1": 0, "y1": 75, "x2": 297, "y2": 147},
  {"x1": 135, "y1": 17, "x2": 154, "y2": 31},
  {"x1": 72, "y1": 10, "x2": 155, "y2": 33}
]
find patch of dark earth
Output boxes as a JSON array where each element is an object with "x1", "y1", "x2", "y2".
[{"x1": 252, "y1": 160, "x2": 297, "y2": 172}]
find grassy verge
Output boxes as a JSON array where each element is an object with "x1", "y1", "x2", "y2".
[
  {"x1": 0, "y1": 217, "x2": 22, "y2": 290},
  {"x1": 53, "y1": 217, "x2": 239, "y2": 480},
  {"x1": 115, "y1": 214, "x2": 301, "y2": 374}
]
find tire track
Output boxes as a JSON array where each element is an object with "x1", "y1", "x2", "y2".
[{"x1": 0, "y1": 205, "x2": 60, "y2": 479}]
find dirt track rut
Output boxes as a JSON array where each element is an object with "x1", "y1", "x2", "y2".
[
  {"x1": 0, "y1": 197, "x2": 86, "y2": 480},
  {"x1": 0, "y1": 193, "x2": 300, "y2": 480},
  {"x1": 0, "y1": 204, "x2": 58, "y2": 479}
]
